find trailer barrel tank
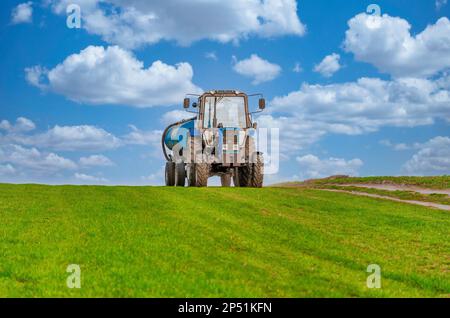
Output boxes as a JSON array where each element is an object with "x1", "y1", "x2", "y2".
[{"x1": 162, "y1": 117, "x2": 196, "y2": 160}]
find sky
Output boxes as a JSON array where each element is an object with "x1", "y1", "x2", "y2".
[{"x1": 0, "y1": 0, "x2": 449, "y2": 185}]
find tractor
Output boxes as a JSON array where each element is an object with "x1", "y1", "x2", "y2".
[{"x1": 162, "y1": 90, "x2": 266, "y2": 187}]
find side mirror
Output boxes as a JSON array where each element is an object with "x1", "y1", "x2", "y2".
[
  {"x1": 252, "y1": 122, "x2": 258, "y2": 129},
  {"x1": 259, "y1": 98, "x2": 266, "y2": 110},
  {"x1": 183, "y1": 98, "x2": 190, "y2": 108}
]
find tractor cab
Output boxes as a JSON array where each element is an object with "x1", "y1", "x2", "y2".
[{"x1": 184, "y1": 90, "x2": 264, "y2": 130}]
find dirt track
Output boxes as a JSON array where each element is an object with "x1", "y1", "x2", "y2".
[
  {"x1": 337, "y1": 184, "x2": 450, "y2": 196},
  {"x1": 319, "y1": 189, "x2": 450, "y2": 211}
]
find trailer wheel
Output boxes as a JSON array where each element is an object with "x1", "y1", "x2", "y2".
[
  {"x1": 175, "y1": 163, "x2": 186, "y2": 187},
  {"x1": 221, "y1": 174, "x2": 232, "y2": 187},
  {"x1": 165, "y1": 162, "x2": 175, "y2": 186}
]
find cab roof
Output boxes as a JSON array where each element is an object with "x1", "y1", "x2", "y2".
[{"x1": 206, "y1": 90, "x2": 244, "y2": 95}]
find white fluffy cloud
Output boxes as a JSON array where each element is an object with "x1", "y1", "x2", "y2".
[
  {"x1": 0, "y1": 144, "x2": 77, "y2": 173},
  {"x1": 0, "y1": 118, "x2": 125, "y2": 180},
  {"x1": 205, "y1": 52, "x2": 218, "y2": 61},
  {"x1": 11, "y1": 2, "x2": 33, "y2": 24},
  {"x1": 26, "y1": 45, "x2": 202, "y2": 107},
  {"x1": 123, "y1": 125, "x2": 162, "y2": 146},
  {"x1": 270, "y1": 76, "x2": 450, "y2": 134},
  {"x1": 74, "y1": 173, "x2": 108, "y2": 184},
  {"x1": 48, "y1": 0, "x2": 305, "y2": 48},
  {"x1": 314, "y1": 53, "x2": 341, "y2": 78},
  {"x1": 21, "y1": 125, "x2": 121, "y2": 151},
  {"x1": 0, "y1": 117, "x2": 168, "y2": 182},
  {"x1": 141, "y1": 166, "x2": 165, "y2": 186},
  {"x1": 233, "y1": 54, "x2": 282, "y2": 85},
  {"x1": 403, "y1": 136, "x2": 450, "y2": 175},
  {"x1": 296, "y1": 155, "x2": 363, "y2": 180},
  {"x1": 379, "y1": 140, "x2": 421, "y2": 151},
  {"x1": 0, "y1": 117, "x2": 35, "y2": 133},
  {"x1": 1, "y1": 117, "x2": 122, "y2": 152},
  {"x1": 161, "y1": 110, "x2": 196, "y2": 126},
  {"x1": 260, "y1": 75, "x2": 450, "y2": 156},
  {"x1": 256, "y1": 115, "x2": 327, "y2": 153},
  {"x1": 79, "y1": 154, "x2": 114, "y2": 167},
  {"x1": 343, "y1": 14, "x2": 450, "y2": 78}
]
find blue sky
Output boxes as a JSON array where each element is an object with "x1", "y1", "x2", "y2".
[{"x1": 0, "y1": 0, "x2": 449, "y2": 185}]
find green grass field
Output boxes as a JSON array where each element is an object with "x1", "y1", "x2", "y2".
[
  {"x1": 0, "y1": 184, "x2": 449, "y2": 297},
  {"x1": 299, "y1": 176, "x2": 450, "y2": 189}
]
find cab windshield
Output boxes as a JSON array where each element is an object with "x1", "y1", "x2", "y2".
[{"x1": 203, "y1": 96, "x2": 247, "y2": 128}]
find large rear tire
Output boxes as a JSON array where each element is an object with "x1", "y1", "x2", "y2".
[
  {"x1": 175, "y1": 163, "x2": 186, "y2": 187},
  {"x1": 187, "y1": 163, "x2": 209, "y2": 187},
  {"x1": 233, "y1": 154, "x2": 264, "y2": 188},
  {"x1": 250, "y1": 153, "x2": 264, "y2": 188},
  {"x1": 165, "y1": 162, "x2": 175, "y2": 186},
  {"x1": 194, "y1": 163, "x2": 209, "y2": 187}
]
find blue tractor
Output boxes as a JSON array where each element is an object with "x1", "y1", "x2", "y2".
[{"x1": 162, "y1": 90, "x2": 266, "y2": 187}]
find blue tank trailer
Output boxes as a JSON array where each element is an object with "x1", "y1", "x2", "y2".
[{"x1": 161, "y1": 90, "x2": 266, "y2": 187}]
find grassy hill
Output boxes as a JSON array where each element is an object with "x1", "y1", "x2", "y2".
[
  {"x1": 0, "y1": 184, "x2": 448, "y2": 297},
  {"x1": 277, "y1": 176, "x2": 450, "y2": 189}
]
